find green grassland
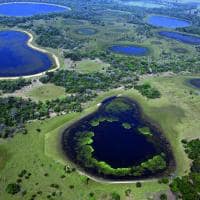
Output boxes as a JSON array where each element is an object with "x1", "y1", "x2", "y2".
[
  {"x1": 0, "y1": 75, "x2": 199, "y2": 199},
  {"x1": 72, "y1": 59, "x2": 109, "y2": 74},
  {"x1": 26, "y1": 83, "x2": 66, "y2": 102}
]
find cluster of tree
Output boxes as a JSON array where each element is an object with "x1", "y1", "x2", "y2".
[
  {"x1": 64, "y1": 48, "x2": 200, "y2": 75},
  {"x1": 73, "y1": 130, "x2": 166, "y2": 177},
  {"x1": 170, "y1": 139, "x2": 200, "y2": 200},
  {"x1": 0, "y1": 78, "x2": 31, "y2": 93},
  {"x1": 135, "y1": 83, "x2": 161, "y2": 99},
  {"x1": 34, "y1": 26, "x2": 79, "y2": 49},
  {"x1": 0, "y1": 91, "x2": 97, "y2": 138},
  {"x1": 0, "y1": 68, "x2": 138, "y2": 138},
  {"x1": 40, "y1": 69, "x2": 136, "y2": 93},
  {"x1": 6, "y1": 183, "x2": 21, "y2": 195}
]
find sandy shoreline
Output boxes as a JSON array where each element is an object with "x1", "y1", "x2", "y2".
[
  {"x1": 0, "y1": 1, "x2": 71, "y2": 10},
  {"x1": 78, "y1": 170, "x2": 159, "y2": 184},
  {"x1": 0, "y1": 30, "x2": 61, "y2": 80}
]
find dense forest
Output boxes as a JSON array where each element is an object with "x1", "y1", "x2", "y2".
[
  {"x1": 0, "y1": 79, "x2": 31, "y2": 94},
  {"x1": 170, "y1": 139, "x2": 200, "y2": 200}
]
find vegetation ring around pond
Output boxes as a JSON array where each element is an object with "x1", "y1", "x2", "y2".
[
  {"x1": 62, "y1": 96, "x2": 175, "y2": 181},
  {"x1": 75, "y1": 28, "x2": 97, "y2": 36}
]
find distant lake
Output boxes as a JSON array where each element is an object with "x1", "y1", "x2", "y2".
[
  {"x1": 0, "y1": 2, "x2": 70, "y2": 17},
  {"x1": 189, "y1": 78, "x2": 200, "y2": 89},
  {"x1": 0, "y1": 30, "x2": 52, "y2": 77},
  {"x1": 158, "y1": 31, "x2": 200, "y2": 45},
  {"x1": 148, "y1": 15, "x2": 190, "y2": 28},
  {"x1": 110, "y1": 45, "x2": 149, "y2": 56},
  {"x1": 76, "y1": 28, "x2": 97, "y2": 35},
  {"x1": 123, "y1": 1, "x2": 165, "y2": 8}
]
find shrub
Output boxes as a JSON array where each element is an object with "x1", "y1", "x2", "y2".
[
  {"x1": 161, "y1": 178, "x2": 169, "y2": 184},
  {"x1": 69, "y1": 185, "x2": 74, "y2": 189},
  {"x1": 136, "y1": 182, "x2": 142, "y2": 188},
  {"x1": 6, "y1": 183, "x2": 21, "y2": 194},
  {"x1": 111, "y1": 192, "x2": 120, "y2": 200},
  {"x1": 125, "y1": 189, "x2": 131, "y2": 196},
  {"x1": 160, "y1": 193, "x2": 167, "y2": 200},
  {"x1": 18, "y1": 169, "x2": 27, "y2": 177}
]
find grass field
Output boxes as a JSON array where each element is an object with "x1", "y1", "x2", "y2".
[
  {"x1": 0, "y1": 75, "x2": 199, "y2": 200},
  {"x1": 75, "y1": 59, "x2": 110, "y2": 74},
  {"x1": 26, "y1": 83, "x2": 66, "y2": 102}
]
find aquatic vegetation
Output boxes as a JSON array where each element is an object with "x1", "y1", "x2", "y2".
[
  {"x1": 122, "y1": 122, "x2": 132, "y2": 129},
  {"x1": 63, "y1": 97, "x2": 174, "y2": 179},
  {"x1": 138, "y1": 127, "x2": 153, "y2": 136}
]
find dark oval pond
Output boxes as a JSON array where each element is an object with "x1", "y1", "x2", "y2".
[
  {"x1": 158, "y1": 31, "x2": 200, "y2": 45},
  {"x1": 0, "y1": 2, "x2": 70, "y2": 17},
  {"x1": 189, "y1": 78, "x2": 200, "y2": 89},
  {"x1": 76, "y1": 28, "x2": 97, "y2": 36},
  {"x1": 62, "y1": 96, "x2": 175, "y2": 180},
  {"x1": 110, "y1": 45, "x2": 149, "y2": 56},
  {"x1": 0, "y1": 30, "x2": 53, "y2": 77},
  {"x1": 148, "y1": 15, "x2": 190, "y2": 28}
]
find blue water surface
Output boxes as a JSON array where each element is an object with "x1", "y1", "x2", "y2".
[
  {"x1": 148, "y1": 15, "x2": 190, "y2": 28},
  {"x1": 159, "y1": 31, "x2": 200, "y2": 45},
  {"x1": 0, "y1": 30, "x2": 52, "y2": 77},
  {"x1": 0, "y1": 2, "x2": 69, "y2": 17},
  {"x1": 110, "y1": 45, "x2": 148, "y2": 56},
  {"x1": 189, "y1": 78, "x2": 200, "y2": 89}
]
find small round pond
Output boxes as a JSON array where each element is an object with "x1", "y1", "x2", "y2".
[
  {"x1": 0, "y1": 30, "x2": 53, "y2": 77},
  {"x1": 109, "y1": 45, "x2": 149, "y2": 56},
  {"x1": 0, "y1": 2, "x2": 70, "y2": 17},
  {"x1": 189, "y1": 78, "x2": 200, "y2": 89},
  {"x1": 62, "y1": 96, "x2": 175, "y2": 180},
  {"x1": 76, "y1": 28, "x2": 97, "y2": 36},
  {"x1": 158, "y1": 31, "x2": 200, "y2": 45},
  {"x1": 147, "y1": 15, "x2": 190, "y2": 28}
]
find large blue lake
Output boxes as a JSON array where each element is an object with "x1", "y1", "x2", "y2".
[
  {"x1": 110, "y1": 45, "x2": 148, "y2": 56},
  {"x1": 148, "y1": 15, "x2": 190, "y2": 28},
  {"x1": 0, "y1": 30, "x2": 52, "y2": 77},
  {"x1": 159, "y1": 31, "x2": 200, "y2": 45},
  {"x1": 0, "y1": 2, "x2": 69, "y2": 17}
]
